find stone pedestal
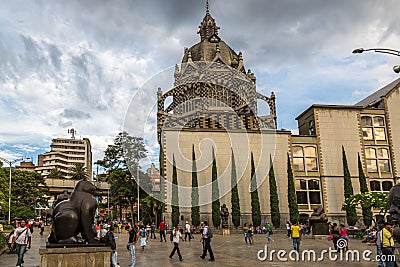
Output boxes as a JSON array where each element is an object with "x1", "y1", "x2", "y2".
[
  {"x1": 222, "y1": 229, "x2": 230, "y2": 235},
  {"x1": 40, "y1": 246, "x2": 111, "y2": 267},
  {"x1": 312, "y1": 222, "x2": 329, "y2": 236}
]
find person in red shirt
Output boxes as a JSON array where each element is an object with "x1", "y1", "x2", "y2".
[{"x1": 159, "y1": 220, "x2": 166, "y2": 242}]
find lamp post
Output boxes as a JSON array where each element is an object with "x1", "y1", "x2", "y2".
[
  {"x1": 352, "y1": 47, "x2": 400, "y2": 73},
  {"x1": 0, "y1": 157, "x2": 31, "y2": 224}
]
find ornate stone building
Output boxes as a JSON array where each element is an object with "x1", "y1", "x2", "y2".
[{"x1": 158, "y1": 7, "x2": 400, "y2": 227}]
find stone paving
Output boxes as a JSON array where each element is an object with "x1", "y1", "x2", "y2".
[{"x1": 0, "y1": 229, "x2": 391, "y2": 266}]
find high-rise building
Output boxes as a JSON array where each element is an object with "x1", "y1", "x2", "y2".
[{"x1": 35, "y1": 129, "x2": 92, "y2": 180}]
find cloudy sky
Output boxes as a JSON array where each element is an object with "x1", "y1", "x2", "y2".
[{"x1": 1, "y1": 0, "x2": 399, "y2": 170}]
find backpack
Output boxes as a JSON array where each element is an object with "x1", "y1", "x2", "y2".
[
  {"x1": 206, "y1": 227, "x2": 213, "y2": 238},
  {"x1": 141, "y1": 230, "x2": 146, "y2": 237}
]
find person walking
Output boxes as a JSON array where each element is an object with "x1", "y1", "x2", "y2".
[
  {"x1": 291, "y1": 221, "x2": 301, "y2": 252},
  {"x1": 243, "y1": 223, "x2": 250, "y2": 245},
  {"x1": 169, "y1": 225, "x2": 183, "y2": 261},
  {"x1": 159, "y1": 220, "x2": 167, "y2": 242},
  {"x1": 184, "y1": 221, "x2": 191, "y2": 242},
  {"x1": 286, "y1": 221, "x2": 291, "y2": 238},
  {"x1": 375, "y1": 225, "x2": 384, "y2": 267},
  {"x1": 128, "y1": 225, "x2": 138, "y2": 267},
  {"x1": 379, "y1": 222, "x2": 396, "y2": 267},
  {"x1": 339, "y1": 224, "x2": 349, "y2": 251},
  {"x1": 200, "y1": 221, "x2": 215, "y2": 262},
  {"x1": 150, "y1": 221, "x2": 156, "y2": 239},
  {"x1": 266, "y1": 222, "x2": 274, "y2": 244},
  {"x1": 14, "y1": 219, "x2": 31, "y2": 267},
  {"x1": 105, "y1": 226, "x2": 118, "y2": 267},
  {"x1": 139, "y1": 225, "x2": 148, "y2": 250},
  {"x1": 39, "y1": 220, "x2": 45, "y2": 236},
  {"x1": 330, "y1": 223, "x2": 340, "y2": 251}
]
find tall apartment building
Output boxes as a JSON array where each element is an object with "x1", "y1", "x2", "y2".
[{"x1": 35, "y1": 130, "x2": 92, "y2": 180}]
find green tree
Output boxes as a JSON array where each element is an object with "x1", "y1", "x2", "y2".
[
  {"x1": 358, "y1": 153, "x2": 373, "y2": 226},
  {"x1": 269, "y1": 156, "x2": 280, "y2": 228},
  {"x1": 191, "y1": 145, "x2": 200, "y2": 227},
  {"x1": 212, "y1": 147, "x2": 221, "y2": 228},
  {"x1": 142, "y1": 193, "x2": 163, "y2": 226},
  {"x1": 8, "y1": 170, "x2": 50, "y2": 220},
  {"x1": 250, "y1": 152, "x2": 261, "y2": 227},
  {"x1": 342, "y1": 192, "x2": 388, "y2": 224},
  {"x1": 287, "y1": 153, "x2": 299, "y2": 223},
  {"x1": 230, "y1": 149, "x2": 241, "y2": 229},
  {"x1": 342, "y1": 146, "x2": 357, "y2": 226},
  {"x1": 70, "y1": 163, "x2": 88, "y2": 180},
  {"x1": 171, "y1": 154, "x2": 180, "y2": 227},
  {"x1": 47, "y1": 167, "x2": 65, "y2": 179}
]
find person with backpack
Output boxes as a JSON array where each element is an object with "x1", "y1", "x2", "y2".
[
  {"x1": 138, "y1": 225, "x2": 148, "y2": 250},
  {"x1": 200, "y1": 221, "x2": 215, "y2": 262},
  {"x1": 169, "y1": 225, "x2": 183, "y2": 261},
  {"x1": 105, "y1": 226, "x2": 118, "y2": 267},
  {"x1": 14, "y1": 219, "x2": 32, "y2": 267},
  {"x1": 128, "y1": 225, "x2": 138, "y2": 267}
]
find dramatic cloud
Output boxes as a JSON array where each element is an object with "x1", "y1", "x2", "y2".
[{"x1": 0, "y1": 0, "x2": 399, "y2": 168}]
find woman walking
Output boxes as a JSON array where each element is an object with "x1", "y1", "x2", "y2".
[{"x1": 138, "y1": 225, "x2": 148, "y2": 251}]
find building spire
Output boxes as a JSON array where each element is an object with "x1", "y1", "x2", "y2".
[
  {"x1": 198, "y1": 0, "x2": 220, "y2": 41},
  {"x1": 206, "y1": 0, "x2": 209, "y2": 13}
]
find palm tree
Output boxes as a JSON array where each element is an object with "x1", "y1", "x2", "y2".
[
  {"x1": 47, "y1": 167, "x2": 64, "y2": 179},
  {"x1": 70, "y1": 163, "x2": 88, "y2": 180}
]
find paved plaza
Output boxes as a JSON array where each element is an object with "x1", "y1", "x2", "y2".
[{"x1": 0, "y1": 229, "x2": 393, "y2": 266}]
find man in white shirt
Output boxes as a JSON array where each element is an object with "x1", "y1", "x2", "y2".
[
  {"x1": 14, "y1": 220, "x2": 32, "y2": 267},
  {"x1": 184, "y1": 221, "x2": 191, "y2": 242},
  {"x1": 169, "y1": 225, "x2": 183, "y2": 261},
  {"x1": 200, "y1": 221, "x2": 215, "y2": 261}
]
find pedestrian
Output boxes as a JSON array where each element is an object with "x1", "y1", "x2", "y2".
[
  {"x1": 243, "y1": 223, "x2": 250, "y2": 245},
  {"x1": 39, "y1": 220, "x2": 45, "y2": 236},
  {"x1": 378, "y1": 222, "x2": 396, "y2": 267},
  {"x1": 266, "y1": 222, "x2": 274, "y2": 244},
  {"x1": 249, "y1": 224, "x2": 254, "y2": 245},
  {"x1": 128, "y1": 225, "x2": 138, "y2": 267},
  {"x1": 286, "y1": 221, "x2": 291, "y2": 238},
  {"x1": 118, "y1": 221, "x2": 122, "y2": 234},
  {"x1": 200, "y1": 221, "x2": 215, "y2": 262},
  {"x1": 375, "y1": 225, "x2": 384, "y2": 267},
  {"x1": 291, "y1": 221, "x2": 301, "y2": 252},
  {"x1": 138, "y1": 225, "x2": 148, "y2": 250},
  {"x1": 184, "y1": 221, "x2": 191, "y2": 242},
  {"x1": 169, "y1": 225, "x2": 183, "y2": 261},
  {"x1": 159, "y1": 220, "x2": 167, "y2": 242},
  {"x1": 105, "y1": 226, "x2": 118, "y2": 267},
  {"x1": 14, "y1": 219, "x2": 31, "y2": 267},
  {"x1": 150, "y1": 221, "x2": 156, "y2": 239},
  {"x1": 339, "y1": 224, "x2": 349, "y2": 251},
  {"x1": 330, "y1": 223, "x2": 340, "y2": 250}
]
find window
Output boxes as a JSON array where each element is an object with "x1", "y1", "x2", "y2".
[
  {"x1": 292, "y1": 145, "x2": 318, "y2": 173},
  {"x1": 361, "y1": 115, "x2": 386, "y2": 141},
  {"x1": 370, "y1": 180, "x2": 393, "y2": 193},
  {"x1": 295, "y1": 178, "x2": 322, "y2": 209},
  {"x1": 365, "y1": 147, "x2": 391, "y2": 175}
]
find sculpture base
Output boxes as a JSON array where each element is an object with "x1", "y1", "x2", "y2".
[
  {"x1": 312, "y1": 222, "x2": 329, "y2": 236},
  {"x1": 222, "y1": 229, "x2": 230, "y2": 235},
  {"x1": 40, "y1": 246, "x2": 111, "y2": 267}
]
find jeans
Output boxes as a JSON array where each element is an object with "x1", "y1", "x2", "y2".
[
  {"x1": 111, "y1": 251, "x2": 118, "y2": 267},
  {"x1": 169, "y1": 242, "x2": 182, "y2": 260},
  {"x1": 185, "y1": 232, "x2": 191, "y2": 241},
  {"x1": 201, "y1": 238, "x2": 214, "y2": 260},
  {"x1": 129, "y1": 244, "x2": 136, "y2": 266},
  {"x1": 292, "y1": 238, "x2": 300, "y2": 252},
  {"x1": 266, "y1": 232, "x2": 273, "y2": 244},
  {"x1": 160, "y1": 230, "x2": 166, "y2": 242},
  {"x1": 16, "y1": 243, "x2": 27, "y2": 266}
]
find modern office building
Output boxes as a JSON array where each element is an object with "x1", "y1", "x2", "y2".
[{"x1": 157, "y1": 7, "x2": 399, "y2": 227}]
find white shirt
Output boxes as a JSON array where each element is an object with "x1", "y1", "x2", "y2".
[
  {"x1": 203, "y1": 226, "x2": 210, "y2": 238},
  {"x1": 14, "y1": 227, "x2": 31, "y2": 245},
  {"x1": 172, "y1": 229, "x2": 182, "y2": 243},
  {"x1": 185, "y1": 223, "x2": 191, "y2": 233}
]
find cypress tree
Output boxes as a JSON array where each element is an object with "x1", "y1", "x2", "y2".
[
  {"x1": 287, "y1": 153, "x2": 299, "y2": 223},
  {"x1": 342, "y1": 146, "x2": 357, "y2": 226},
  {"x1": 191, "y1": 145, "x2": 200, "y2": 226},
  {"x1": 212, "y1": 147, "x2": 221, "y2": 228},
  {"x1": 269, "y1": 155, "x2": 280, "y2": 228},
  {"x1": 171, "y1": 154, "x2": 180, "y2": 227},
  {"x1": 358, "y1": 153, "x2": 372, "y2": 226},
  {"x1": 250, "y1": 152, "x2": 261, "y2": 227},
  {"x1": 230, "y1": 148, "x2": 241, "y2": 229}
]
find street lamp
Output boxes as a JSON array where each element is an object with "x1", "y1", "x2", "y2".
[
  {"x1": 352, "y1": 47, "x2": 400, "y2": 73},
  {"x1": 0, "y1": 156, "x2": 31, "y2": 224}
]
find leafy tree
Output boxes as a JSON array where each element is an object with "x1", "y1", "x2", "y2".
[
  {"x1": 70, "y1": 163, "x2": 88, "y2": 180},
  {"x1": 342, "y1": 192, "x2": 388, "y2": 224},
  {"x1": 342, "y1": 146, "x2": 357, "y2": 226},
  {"x1": 230, "y1": 149, "x2": 241, "y2": 229},
  {"x1": 3, "y1": 169, "x2": 50, "y2": 220},
  {"x1": 47, "y1": 167, "x2": 65, "y2": 179},
  {"x1": 191, "y1": 145, "x2": 200, "y2": 227},
  {"x1": 250, "y1": 152, "x2": 261, "y2": 227},
  {"x1": 269, "y1": 156, "x2": 280, "y2": 228},
  {"x1": 358, "y1": 153, "x2": 373, "y2": 226},
  {"x1": 287, "y1": 153, "x2": 299, "y2": 223},
  {"x1": 142, "y1": 193, "x2": 163, "y2": 226},
  {"x1": 212, "y1": 147, "x2": 221, "y2": 228},
  {"x1": 171, "y1": 154, "x2": 180, "y2": 227}
]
